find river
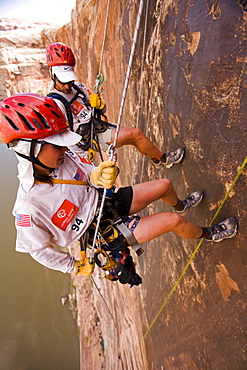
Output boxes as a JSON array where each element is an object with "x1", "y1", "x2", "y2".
[{"x1": 0, "y1": 144, "x2": 80, "y2": 370}]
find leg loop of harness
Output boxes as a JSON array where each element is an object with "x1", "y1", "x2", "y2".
[{"x1": 115, "y1": 215, "x2": 144, "y2": 257}]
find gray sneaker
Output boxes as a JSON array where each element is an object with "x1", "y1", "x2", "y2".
[
  {"x1": 205, "y1": 217, "x2": 238, "y2": 242},
  {"x1": 175, "y1": 190, "x2": 204, "y2": 216},
  {"x1": 163, "y1": 147, "x2": 185, "y2": 168}
]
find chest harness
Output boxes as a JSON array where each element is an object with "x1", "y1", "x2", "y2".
[{"x1": 47, "y1": 84, "x2": 118, "y2": 161}]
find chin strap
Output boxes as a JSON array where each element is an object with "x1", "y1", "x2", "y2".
[{"x1": 14, "y1": 139, "x2": 56, "y2": 172}]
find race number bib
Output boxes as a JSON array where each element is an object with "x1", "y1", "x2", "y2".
[{"x1": 52, "y1": 199, "x2": 79, "y2": 231}]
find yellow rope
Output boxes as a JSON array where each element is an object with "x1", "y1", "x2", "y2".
[{"x1": 143, "y1": 155, "x2": 247, "y2": 339}]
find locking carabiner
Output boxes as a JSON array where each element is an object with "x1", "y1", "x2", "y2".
[{"x1": 94, "y1": 74, "x2": 105, "y2": 94}]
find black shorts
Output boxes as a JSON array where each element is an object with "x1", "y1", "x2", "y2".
[{"x1": 114, "y1": 186, "x2": 133, "y2": 219}]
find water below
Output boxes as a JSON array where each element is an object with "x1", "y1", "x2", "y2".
[{"x1": 0, "y1": 144, "x2": 80, "y2": 370}]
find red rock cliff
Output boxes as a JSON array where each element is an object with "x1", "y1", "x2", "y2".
[{"x1": 3, "y1": 0, "x2": 247, "y2": 369}]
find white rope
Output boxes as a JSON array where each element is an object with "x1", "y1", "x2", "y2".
[
  {"x1": 98, "y1": 0, "x2": 111, "y2": 76},
  {"x1": 91, "y1": 0, "x2": 145, "y2": 257},
  {"x1": 112, "y1": 0, "x2": 145, "y2": 150},
  {"x1": 94, "y1": 0, "x2": 111, "y2": 94},
  {"x1": 134, "y1": 0, "x2": 149, "y2": 184}
]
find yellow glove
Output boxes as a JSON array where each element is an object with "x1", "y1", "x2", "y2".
[
  {"x1": 75, "y1": 251, "x2": 95, "y2": 277},
  {"x1": 89, "y1": 93, "x2": 105, "y2": 109},
  {"x1": 90, "y1": 161, "x2": 119, "y2": 189}
]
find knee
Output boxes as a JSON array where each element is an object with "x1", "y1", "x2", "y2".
[
  {"x1": 130, "y1": 127, "x2": 145, "y2": 142},
  {"x1": 159, "y1": 178, "x2": 173, "y2": 193},
  {"x1": 161, "y1": 178, "x2": 172, "y2": 188},
  {"x1": 170, "y1": 213, "x2": 186, "y2": 231}
]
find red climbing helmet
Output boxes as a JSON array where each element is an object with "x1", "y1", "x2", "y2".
[
  {"x1": 0, "y1": 93, "x2": 71, "y2": 144},
  {"x1": 46, "y1": 42, "x2": 76, "y2": 67}
]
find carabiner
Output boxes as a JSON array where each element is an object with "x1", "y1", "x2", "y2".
[
  {"x1": 94, "y1": 74, "x2": 105, "y2": 94},
  {"x1": 107, "y1": 144, "x2": 117, "y2": 162}
]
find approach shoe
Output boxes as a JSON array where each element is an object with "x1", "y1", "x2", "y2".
[
  {"x1": 175, "y1": 190, "x2": 204, "y2": 216},
  {"x1": 162, "y1": 147, "x2": 185, "y2": 168},
  {"x1": 205, "y1": 217, "x2": 238, "y2": 242}
]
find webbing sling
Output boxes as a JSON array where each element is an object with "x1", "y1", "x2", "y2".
[
  {"x1": 114, "y1": 219, "x2": 139, "y2": 249},
  {"x1": 35, "y1": 179, "x2": 89, "y2": 186},
  {"x1": 52, "y1": 179, "x2": 89, "y2": 185}
]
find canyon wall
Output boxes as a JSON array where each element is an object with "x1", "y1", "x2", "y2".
[
  {"x1": 0, "y1": 18, "x2": 56, "y2": 99},
  {"x1": 1, "y1": 0, "x2": 247, "y2": 369}
]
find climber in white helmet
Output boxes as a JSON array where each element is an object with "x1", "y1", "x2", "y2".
[{"x1": 46, "y1": 42, "x2": 185, "y2": 165}]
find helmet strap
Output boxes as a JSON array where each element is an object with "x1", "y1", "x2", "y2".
[{"x1": 14, "y1": 139, "x2": 56, "y2": 172}]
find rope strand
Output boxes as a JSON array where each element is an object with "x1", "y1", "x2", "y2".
[
  {"x1": 98, "y1": 0, "x2": 111, "y2": 76},
  {"x1": 92, "y1": 1, "x2": 146, "y2": 253},
  {"x1": 143, "y1": 155, "x2": 247, "y2": 339},
  {"x1": 112, "y1": 0, "x2": 145, "y2": 150}
]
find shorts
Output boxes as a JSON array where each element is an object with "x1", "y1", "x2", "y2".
[
  {"x1": 114, "y1": 186, "x2": 133, "y2": 219},
  {"x1": 97, "y1": 128, "x2": 113, "y2": 152},
  {"x1": 97, "y1": 186, "x2": 133, "y2": 222},
  {"x1": 92, "y1": 116, "x2": 118, "y2": 152}
]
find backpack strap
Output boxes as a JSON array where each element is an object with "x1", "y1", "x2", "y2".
[
  {"x1": 71, "y1": 82, "x2": 90, "y2": 107},
  {"x1": 47, "y1": 93, "x2": 74, "y2": 132}
]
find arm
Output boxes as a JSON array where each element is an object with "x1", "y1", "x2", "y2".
[
  {"x1": 30, "y1": 246, "x2": 94, "y2": 276},
  {"x1": 29, "y1": 246, "x2": 76, "y2": 273}
]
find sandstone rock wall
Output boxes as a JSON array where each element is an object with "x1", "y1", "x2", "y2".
[
  {"x1": 0, "y1": 18, "x2": 56, "y2": 99},
  {"x1": 46, "y1": 1, "x2": 246, "y2": 369},
  {"x1": 2, "y1": 0, "x2": 247, "y2": 369}
]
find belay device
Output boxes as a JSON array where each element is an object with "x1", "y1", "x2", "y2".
[{"x1": 94, "y1": 248, "x2": 142, "y2": 287}]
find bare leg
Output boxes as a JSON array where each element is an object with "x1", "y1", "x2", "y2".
[
  {"x1": 128, "y1": 179, "x2": 202, "y2": 242},
  {"x1": 109, "y1": 127, "x2": 163, "y2": 160},
  {"x1": 129, "y1": 178, "x2": 179, "y2": 214},
  {"x1": 133, "y1": 213, "x2": 203, "y2": 243}
]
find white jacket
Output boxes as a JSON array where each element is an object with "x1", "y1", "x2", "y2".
[{"x1": 12, "y1": 151, "x2": 100, "y2": 273}]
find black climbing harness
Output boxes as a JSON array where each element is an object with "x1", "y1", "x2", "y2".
[
  {"x1": 47, "y1": 87, "x2": 118, "y2": 161},
  {"x1": 80, "y1": 188, "x2": 144, "y2": 287}
]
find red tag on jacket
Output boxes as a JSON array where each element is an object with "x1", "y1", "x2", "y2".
[
  {"x1": 52, "y1": 199, "x2": 79, "y2": 231},
  {"x1": 70, "y1": 100, "x2": 84, "y2": 115}
]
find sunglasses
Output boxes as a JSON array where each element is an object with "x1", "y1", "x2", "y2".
[
  {"x1": 56, "y1": 78, "x2": 74, "y2": 85},
  {"x1": 41, "y1": 141, "x2": 65, "y2": 150}
]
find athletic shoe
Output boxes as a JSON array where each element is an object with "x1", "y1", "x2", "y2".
[
  {"x1": 175, "y1": 190, "x2": 204, "y2": 216},
  {"x1": 205, "y1": 217, "x2": 238, "y2": 242},
  {"x1": 162, "y1": 147, "x2": 185, "y2": 168}
]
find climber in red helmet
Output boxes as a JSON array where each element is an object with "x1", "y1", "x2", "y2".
[{"x1": 46, "y1": 42, "x2": 185, "y2": 165}]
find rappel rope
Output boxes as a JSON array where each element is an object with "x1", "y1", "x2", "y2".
[
  {"x1": 112, "y1": 0, "x2": 145, "y2": 149},
  {"x1": 135, "y1": 0, "x2": 149, "y2": 130},
  {"x1": 89, "y1": 0, "x2": 145, "y2": 260},
  {"x1": 90, "y1": 275, "x2": 117, "y2": 328},
  {"x1": 94, "y1": 0, "x2": 111, "y2": 94}
]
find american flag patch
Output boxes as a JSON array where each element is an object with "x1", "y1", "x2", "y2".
[
  {"x1": 74, "y1": 168, "x2": 86, "y2": 181},
  {"x1": 16, "y1": 214, "x2": 32, "y2": 228}
]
